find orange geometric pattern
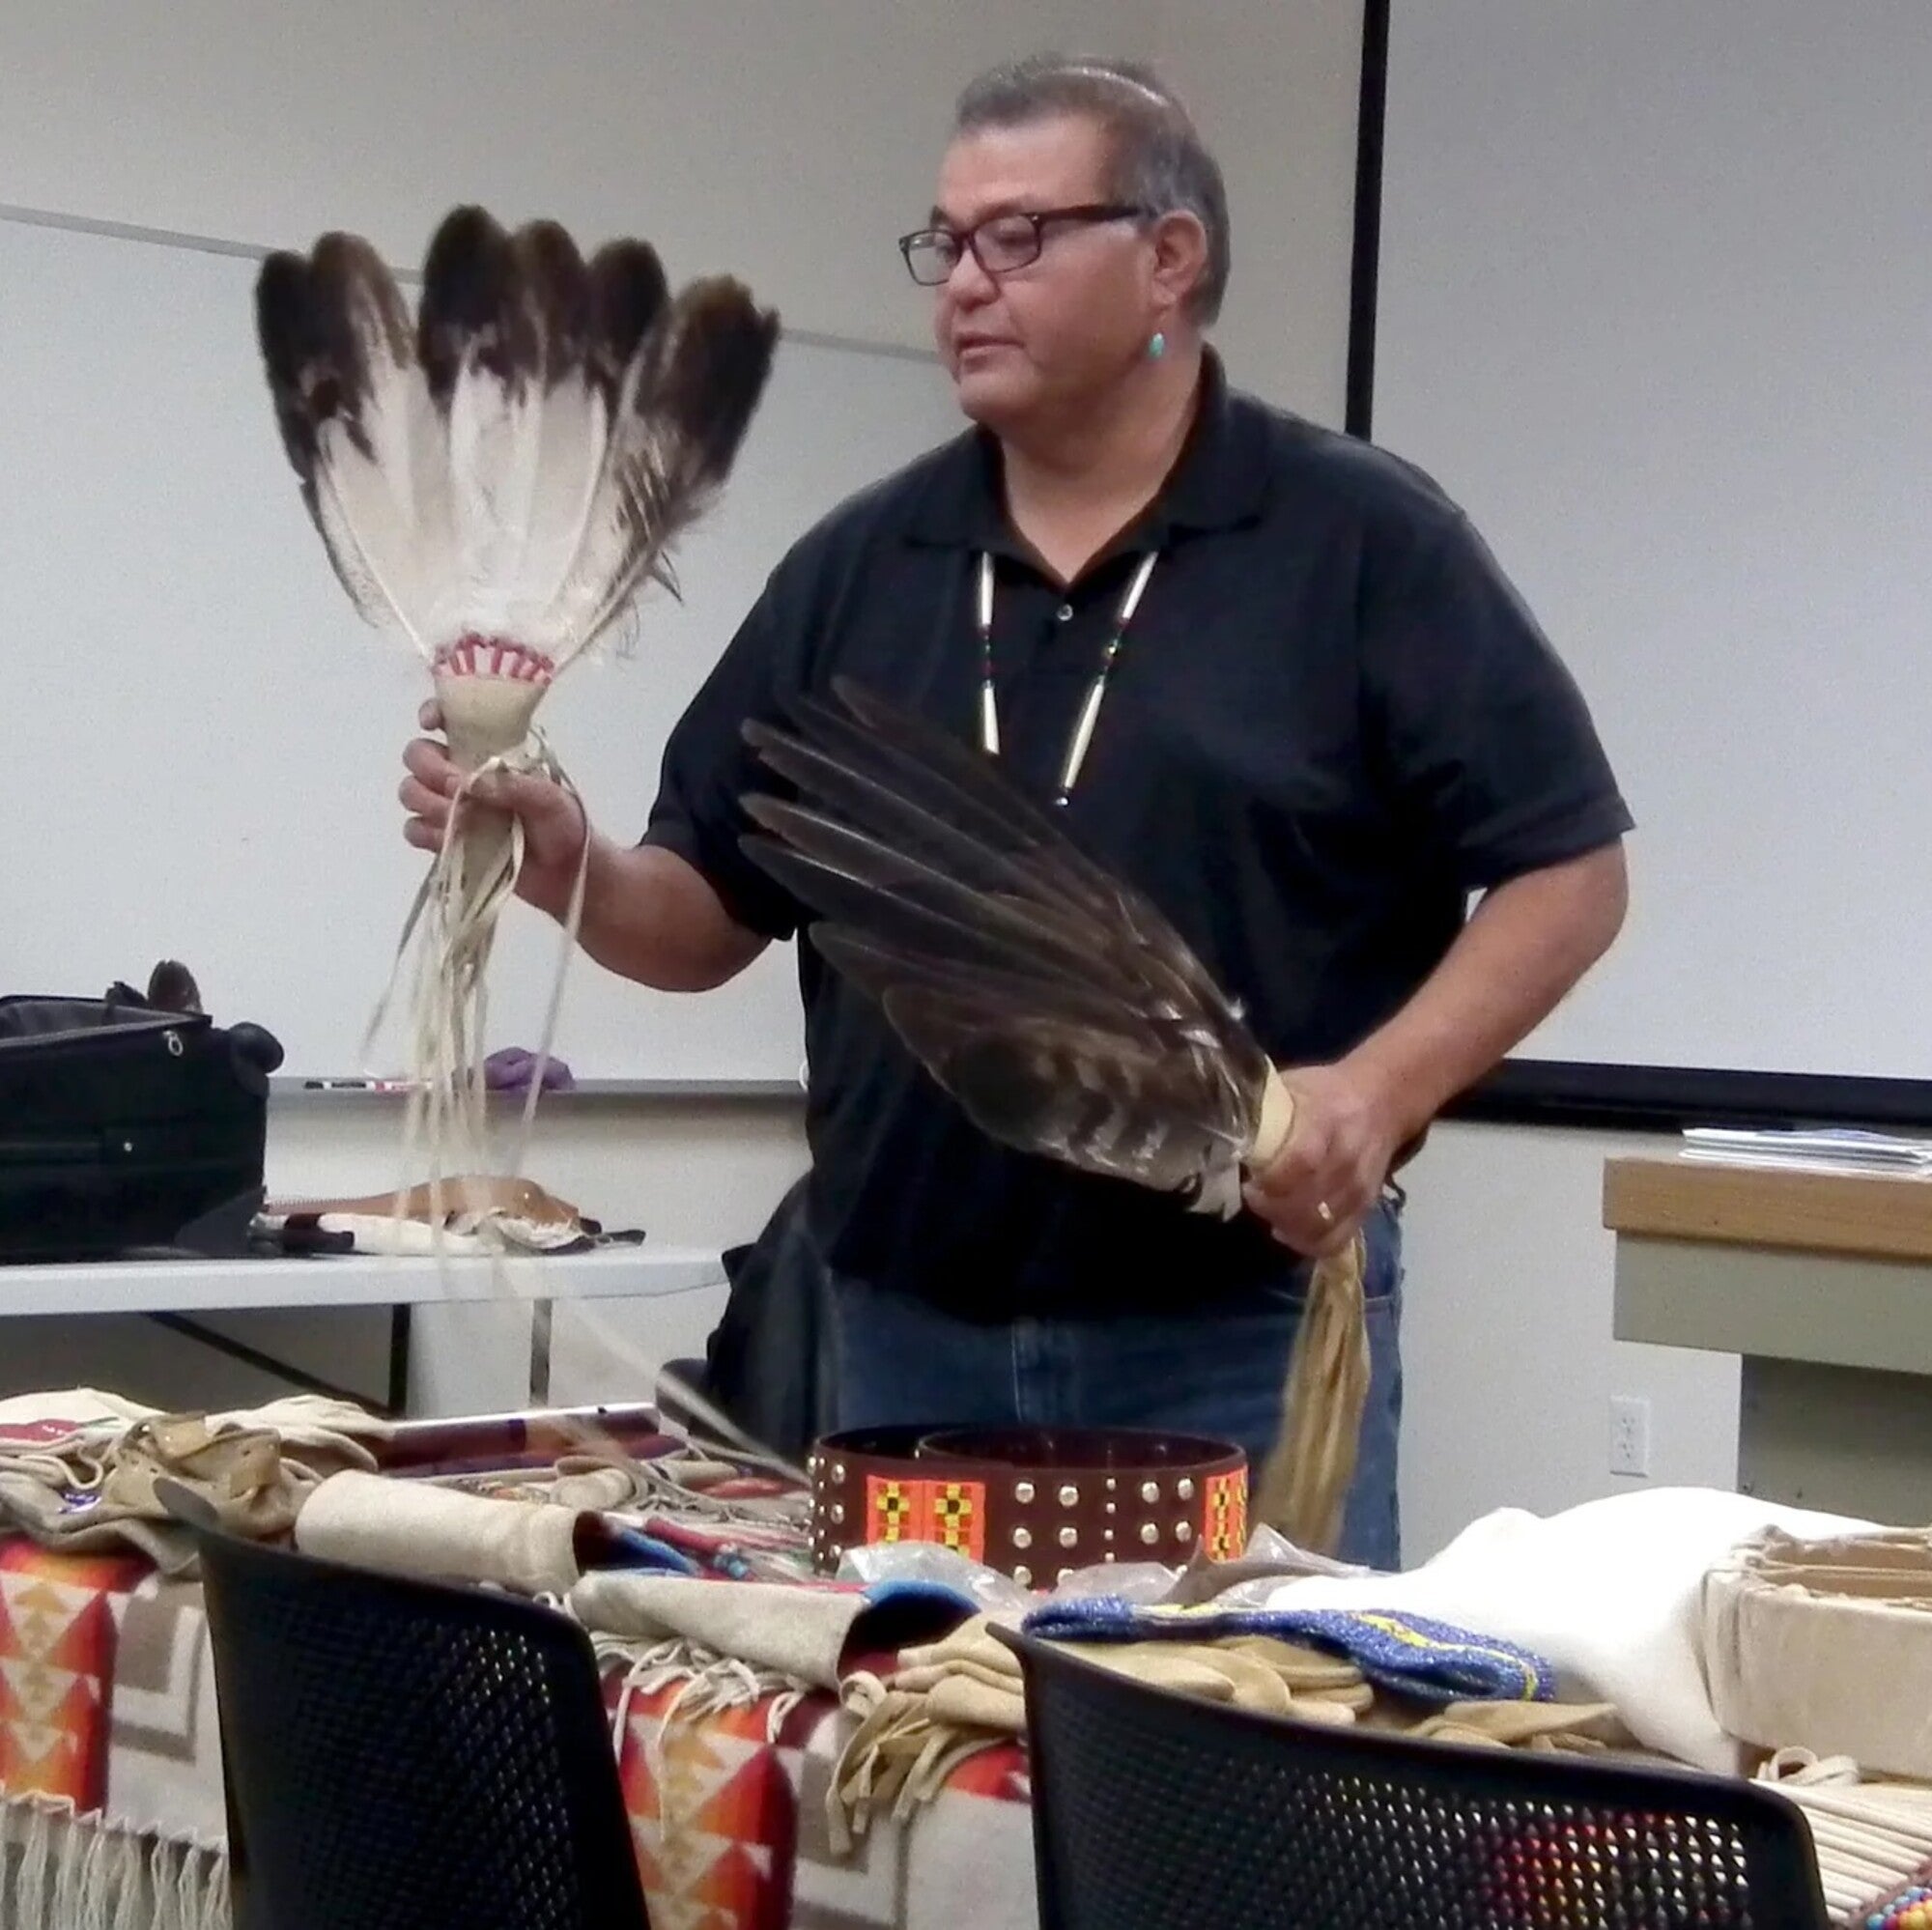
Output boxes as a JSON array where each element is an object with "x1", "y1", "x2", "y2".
[
  {"x1": 0, "y1": 1540, "x2": 143, "y2": 1809},
  {"x1": 611, "y1": 1677, "x2": 798, "y2": 1930},
  {"x1": 609, "y1": 1667, "x2": 1029, "y2": 1930},
  {"x1": 1203, "y1": 1470, "x2": 1248, "y2": 1560},
  {"x1": 863, "y1": 1476, "x2": 987, "y2": 1560},
  {"x1": 925, "y1": 1482, "x2": 986, "y2": 1563},
  {"x1": 866, "y1": 1476, "x2": 921, "y2": 1544}
]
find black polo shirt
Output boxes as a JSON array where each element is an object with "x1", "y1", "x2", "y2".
[{"x1": 644, "y1": 353, "x2": 1632, "y2": 1320}]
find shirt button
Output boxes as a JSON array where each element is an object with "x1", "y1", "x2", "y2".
[{"x1": 1056, "y1": 603, "x2": 1074, "y2": 622}]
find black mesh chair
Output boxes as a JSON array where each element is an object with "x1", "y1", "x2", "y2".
[
  {"x1": 1001, "y1": 1627, "x2": 1830, "y2": 1930},
  {"x1": 196, "y1": 1529, "x2": 650, "y2": 1930}
]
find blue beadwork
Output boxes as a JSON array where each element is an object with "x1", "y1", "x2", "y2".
[{"x1": 1023, "y1": 1597, "x2": 1559, "y2": 1704}]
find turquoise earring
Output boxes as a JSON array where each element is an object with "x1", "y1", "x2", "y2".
[{"x1": 1147, "y1": 329, "x2": 1167, "y2": 360}]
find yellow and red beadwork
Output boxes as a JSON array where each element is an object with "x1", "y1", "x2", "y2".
[
  {"x1": 1204, "y1": 1470, "x2": 1248, "y2": 1560},
  {"x1": 864, "y1": 1475, "x2": 988, "y2": 1560},
  {"x1": 928, "y1": 1481, "x2": 987, "y2": 1562},
  {"x1": 867, "y1": 1476, "x2": 921, "y2": 1543}
]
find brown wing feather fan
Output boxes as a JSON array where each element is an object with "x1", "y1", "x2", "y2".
[{"x1": 741, "y1": 678, "x2": 1370, "y2": 1552}]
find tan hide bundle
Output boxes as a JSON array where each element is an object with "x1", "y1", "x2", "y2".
[
  {"x1": 1706, "y1": 1525, "x2": 1932, "y2": 1779},
  {"x1": 259, "y1": 1176, "x2": 605, "y2": 1256}
]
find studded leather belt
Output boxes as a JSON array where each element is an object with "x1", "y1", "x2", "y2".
[{"x1": 808, "y1": 1425, "x2": 1249, "y2": 1589}]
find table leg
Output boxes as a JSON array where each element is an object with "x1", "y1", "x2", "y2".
[
  {"x1": 527, "y1": 1298, "x2": 555, "y2": 1405},
  {"x1": 386, "y1": 1306, "x2": 412, "y2": 1416}
]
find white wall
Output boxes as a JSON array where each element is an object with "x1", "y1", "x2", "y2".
[
  {"x1": 1370, "y1": 2, "x2": 1932, "y2": 1082},
  {"x1": 0, "y1": 0, "x2": 1357, "y2": 418},
  {"x1": 6, "y1": 2, "x2": 1728, "y2": 1561},
  {"x1": 1153, "y1": 0, "x2": 1366, "y2": 416},
  {"x1": 0, "y1": 0, "x2": 1148, "y2": 355},
  {"x1": 1399, "y1": 1123, "x2": 1740, "y2": 1560}
]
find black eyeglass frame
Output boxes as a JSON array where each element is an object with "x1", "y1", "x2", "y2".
[{"x1": 896, "y1": 202, "x2": 1151, "y2": 285}]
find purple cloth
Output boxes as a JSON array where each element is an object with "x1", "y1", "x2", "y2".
[{"x1": 483, "y1": 1047, "x2": 575, "y2": 1093}]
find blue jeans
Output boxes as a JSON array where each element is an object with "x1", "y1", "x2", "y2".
[{"x1": 823, "y1": 1197, "x2": 1405, "y2": 1572}]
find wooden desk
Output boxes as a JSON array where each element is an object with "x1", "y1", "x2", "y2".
[{"x1": 1605, "y1": 1156, "x2": 1932, "y2": 1521}]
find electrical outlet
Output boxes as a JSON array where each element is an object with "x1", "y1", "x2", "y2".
[{"x1": 1609, "y1": 1396, "x2": 1651, "y2": 1477}]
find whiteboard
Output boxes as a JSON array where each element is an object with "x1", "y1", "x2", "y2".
[
  {"x1": 0, "y1": 212, "x2": 962, "y2": 1081},
  {"x1": 1374, "y1": 4, "x2": 1932, "y2": 1081}
]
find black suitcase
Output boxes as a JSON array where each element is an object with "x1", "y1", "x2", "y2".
[{"x1": 0, "y1": 994, "x2": 285, "y2": 1263}]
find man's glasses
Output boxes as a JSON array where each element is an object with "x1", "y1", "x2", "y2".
[{"x1": 897, "y1": 203, "x2": 1149, "y2": 286}]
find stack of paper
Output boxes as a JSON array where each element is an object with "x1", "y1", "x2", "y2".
[{"x1": 1681, "y1": 1126, "x2": 1932, "y2": 1175}]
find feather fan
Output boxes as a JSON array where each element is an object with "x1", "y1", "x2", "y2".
[
  {"x1": 738, "y1": 678, "x2": 1383, "y2": 1551},
  {"x1": 738, "y1": 676, "x2": 1296, "y2": 1216},
  {"x1": 254, "y1": 205, "x2": 778, "y2": 1172}
]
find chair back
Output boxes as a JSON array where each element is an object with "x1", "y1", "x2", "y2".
[
  {"x1": 1003, "y1": 1627, "x2": 1828, "y2": 1930},
  {"x1": 198, "y1": 1528, "x2": 650, "y2": 1930}
]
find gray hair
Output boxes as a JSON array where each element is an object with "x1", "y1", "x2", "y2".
[{"x1": 953, "y1": 54, "x2": 1231, "y2": 325}]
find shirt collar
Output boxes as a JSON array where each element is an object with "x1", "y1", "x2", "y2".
[{"x1": 904, "y1": 348, "x2": 1270, "y2": 559}]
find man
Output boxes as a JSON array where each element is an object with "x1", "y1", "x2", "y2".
[{"x1": 400, "y1": 56, "x2": 1630, "y2": 1569}]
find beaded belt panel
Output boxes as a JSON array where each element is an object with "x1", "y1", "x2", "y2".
[{"x1": 809, "y1": 1426, "x2": 1248, "y2": 1587}]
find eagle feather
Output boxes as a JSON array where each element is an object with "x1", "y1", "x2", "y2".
[{"x1": 741, "y1": 679, "x2": 1290, "y2": 1216}]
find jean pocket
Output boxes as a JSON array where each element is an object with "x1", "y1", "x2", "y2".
[
  {"x1": 1361, "y1": 1198, "x2": 1405, "y2": 1306},
  {"x1": 1247, "y1": 1198, "x2": 1405, "y2": 1313}
]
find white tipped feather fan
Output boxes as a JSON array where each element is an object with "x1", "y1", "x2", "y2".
[
  {"x1": 741, "y1": 678, "x2": 1375, "y2": 1553},
  {"x1": 255, "y1": 206, "x2": 778, "y2": 1178}
]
